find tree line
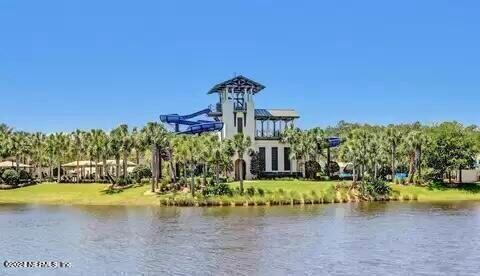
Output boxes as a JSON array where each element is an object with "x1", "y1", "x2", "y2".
[
  {"x1": 0, "y1": 122, "x2": 252, "y2": 194},
  {"x1": 1, "y1": 120, "x2": 479, "y2": 193},
  {"x1": 282, "y1": 121, "x2": 480, "y2": 184}
]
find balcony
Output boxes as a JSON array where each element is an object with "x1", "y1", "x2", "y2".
[
  {"x1": 255, "y1": 129, "x2": 282, "y2": 140},
  {"x1": 234, "y1": 102, "x2": 247, "y2": 111}
]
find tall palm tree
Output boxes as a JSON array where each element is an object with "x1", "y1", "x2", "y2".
[
  {"x1": 384, "y1": 126, "x2": 402, "y2": 180},
  {"x1": 109, "y1": 127, "x2": 123, "y2": 182},
  {"x1": 282, "y1": 126, "x2": 316, "y2": 178},
  {"x1": 182, "y1": 135, "x2": 202, "y2": 195},
  {"x1": 52, "y1": 132, "x2": 70, "y2": 182},
  {"x1": 118, "y1": 125, "x2": 133, "y2": 178},
  {"x1": 71, "y1": 129, "x2": 85, "y2": 183},
  {"x1": 0, "y1": 127, "x2": 12, "y2": 163},
  {"x1": 45, "y1": 134, "x2": 56, "y2": 179},
  {"x1": 100, "y1": 133, "x2": 110, "y2": 180},
  {"x1": 405, "y1": 130, "x2": 427, "y2": 183},
  {"x1": 209, "y1": 137, "x2": 233, "y2": 185},
  {"x1": 339, "y1": 128, "x2": 370, "y2": 184},
  {"x1": 8, "y1": 131, "x2": 30, "y2": 171},
  {"x1": 141, "y1": 122, "x2": 169, "y2": 192},
  {"x1": 309, "y1": 127, "x2": 329, "y2": 171},
  {"x1": 132, "y1": 127, "x2": 147, "y2": 165},
  {"x1": 89, "y1": 129, "x2": 107, "y2": 182},
  {"x1": 30, "y1": 132, "x2": 47, "y2": 180},
  {"x1": 231, "y1": 133, "x2": 252, "y2": 194},
  {"x1": 366, "y1": 132, "x2": 387, "y2": 180}
]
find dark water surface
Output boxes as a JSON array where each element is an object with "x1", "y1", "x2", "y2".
[{"x1": 1, "y1": 202, "x2": 480, "y2": 275}]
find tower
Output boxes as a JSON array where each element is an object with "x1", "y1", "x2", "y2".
[
  {"x1": 208, "y1": 75, "x2": 265, "y2": 140},
  {"x1": 207, "y1": 75, "x2": 300, "y2": 180}
]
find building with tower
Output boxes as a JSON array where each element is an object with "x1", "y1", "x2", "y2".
[{"x1": 207, "y1": 75, "x2": 300, "y2": 180}]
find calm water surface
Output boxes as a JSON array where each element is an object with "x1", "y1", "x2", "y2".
[{"x1": 1, "y1": 202, "x2": 480, "y2": 275}]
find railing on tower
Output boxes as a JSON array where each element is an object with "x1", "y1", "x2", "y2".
[{"x1": 234, "y1": 102, "x2": 247, "y2": 111}]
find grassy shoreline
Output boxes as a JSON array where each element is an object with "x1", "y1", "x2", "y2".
[{"x1": 0, "y1": 181, "x2": 480, "y2": 206}]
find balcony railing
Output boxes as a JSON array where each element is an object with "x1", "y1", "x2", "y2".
[
  {"x1": 255, "y1": 130, "x2": 282, "y2": 140},
  {"x1": 234, "y1": 102, "x2": 247, "y2": 111}
]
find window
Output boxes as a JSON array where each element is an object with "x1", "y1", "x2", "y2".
[
  {"x1": 259, "y1": 147, "x2": 266, "y2": 172},
  {"x1": 256, "y1": 120, "x2": 263, "y2": 137},
  {"x1": 237, "y1": 117, "x2": 243, "y2": 133},
  {"x1": 284, "y1": 147, "x2": 291, "y2": 171},
  {"x1": 271, "y1": 147, "x2": 278, "y2": 171}
]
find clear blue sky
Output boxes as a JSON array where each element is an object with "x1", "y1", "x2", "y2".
[{"x1": 1, "y1": 0, "x2": 479, "y2": 133}]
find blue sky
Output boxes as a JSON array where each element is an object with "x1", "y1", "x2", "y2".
[{"x1": 1, "y1": 0, "x2": 479, "y2": 133}]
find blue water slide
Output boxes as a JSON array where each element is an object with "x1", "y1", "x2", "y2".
[
  {"x1": 159, "y1": 108, "x2": 212, "y2": 124},
  {"x1": 327, "y1": 137, "x2": 342, "y2": 147},
  {"x1": 179, "y1": 122, "x2": 224, "y2": 135},
  {"x1": 160, "y1": 107, "x2": 223, "y2": 135}
]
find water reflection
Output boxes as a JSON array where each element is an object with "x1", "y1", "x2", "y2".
[{"x1": 1, "y1": 202, "x2": 480, "y2": 275}]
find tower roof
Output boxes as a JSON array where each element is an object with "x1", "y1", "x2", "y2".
[{"x1": 208, "y1": 75, "x2": 265, "y2": 94}]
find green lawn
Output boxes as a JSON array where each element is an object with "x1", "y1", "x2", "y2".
[
  {"x1": 1, "y1": 181, "x2": 480, "y2": 206},
  {"x1": 0, "y1": 183, "x2": 158, "y2": 206},
  {"x1": 392, "y1": 183, "x2": 480, "y2": 201}
]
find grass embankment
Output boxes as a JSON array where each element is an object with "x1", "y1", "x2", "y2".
[
  {"x1": 0, "y1": 183, "x2": 158, "y2": 206},
  {"x1": 159, "y1": 180, "x2": 415, "y2": 206},
  {"x1": 393, "y1": 183, "x2": 480, "y2": 201},
  {"x1": 1, "y1": 181, "x2": 480, "y2": 206}
]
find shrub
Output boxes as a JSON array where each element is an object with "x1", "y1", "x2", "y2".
[
  {"x1": 257, "y1": 188, "x2": 265, "y2": 197},
  {"x1": 130, "y1": 165, "x2": 152, "y2": 184},
  {"x1": 202, "y1": 183, "x2": 233, "y2": 197},
  {"x1": 208, "y1": 178, "x2": 215, "y2": 186},
  {"x1": 245, "y1": 186, "x2": 256, "y2": 197},
  {"x1": 326, "y1": 162, "x2": 340, "y2": 174},
  {"x1": 305, "y1": 160, "x2": 321, "y2": 179},
  {"x1": 18, "y1": 170, "x2": 32, "y2": 180},
  {"x1": 364, "y1": 180, "x2": 391, "y2": 196},
  {"x1": 249, "y1": 151, "x2": 262, "y2": 178},
  {"x1": 116, "y1": 176, "x2": 132, "y2": 186},
  {"x1": 2, "y1": 169, "x2": 19, "y2": 186}
]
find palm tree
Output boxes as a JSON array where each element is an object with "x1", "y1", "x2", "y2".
[
  {"x1": 209, "y1": 137, "x2": 233, "y2": 185},
  {"x1": 231, "y1": 133, "x2": 252, "y2": 194},
  {"x1": 100, "y1": 133, "x2": 110, "y2": 181},
  {"x1": 183, "y1": 135, "x2": 202, "y2": 195},
  {"x1": 30, "y1": 132, "x2": 47, "y2": 180},
  {"x1": 282, "y1": 126, "x2": 316, "y2": 178},
  {"x1": 384, "y1": 126, "x2": 402, "y2": 180},
  {"x1": 118, "y1": 125, "x2": 133, "y2": 178},
  {"x1": 45, "y1": 134, "x2": 56, "y2": 179},
  {"x1": 89, "y1": 129, "x2": 107, "y2": 182},
  {"x1": 109, "y1": 127, "x2": 123, "y2": 182},
  {"x1": 339, "y1": 128, "x2": 370, "y2": 184},
  {"x1": 405, "y1": 130, "x2": 427, "y2": 183},
  {"x1": 8, "y1": 131, "x2": 30, "y2": 171},
  {"x1": 0, "y1": 128, "x2": 12, "y2": 164},
  {"x1": 199, "y1": 134, "x2": 216, "y2": 185},
  {"x1": 141, "y1": 122, "x2": 169, "y2": 192},
  {"x1": 132, "y1": 127, "x2": 147, "y2": 165},
  {"x1": 309, "y1": 127, "x2": 329, "y2": 172},
  {"x1": 52, "y1": 133, "x2": 70, "y2": 182},
  {"x1": 366, "y1": 132, "x2": 387, "y2": 180},
  {"x1": 71, "y1": 129, "x2": 85, "y2": 183}
]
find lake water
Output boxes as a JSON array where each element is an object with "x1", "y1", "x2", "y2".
[{"x1": 1, "y1": 202, "x2": 480, "y2": 275}]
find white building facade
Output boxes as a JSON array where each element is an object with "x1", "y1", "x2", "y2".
[{"x1": 207, "y1": 76, "x2": 300, "y2": 180}]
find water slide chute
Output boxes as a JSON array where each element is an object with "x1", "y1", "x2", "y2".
[{"x1": 159, "y1": 107, "x2": 223, "y2": 135}]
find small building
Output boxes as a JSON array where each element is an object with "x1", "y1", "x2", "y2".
[{"x1": 207, "y1": 75, "x2": 300, "y2": 180}]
